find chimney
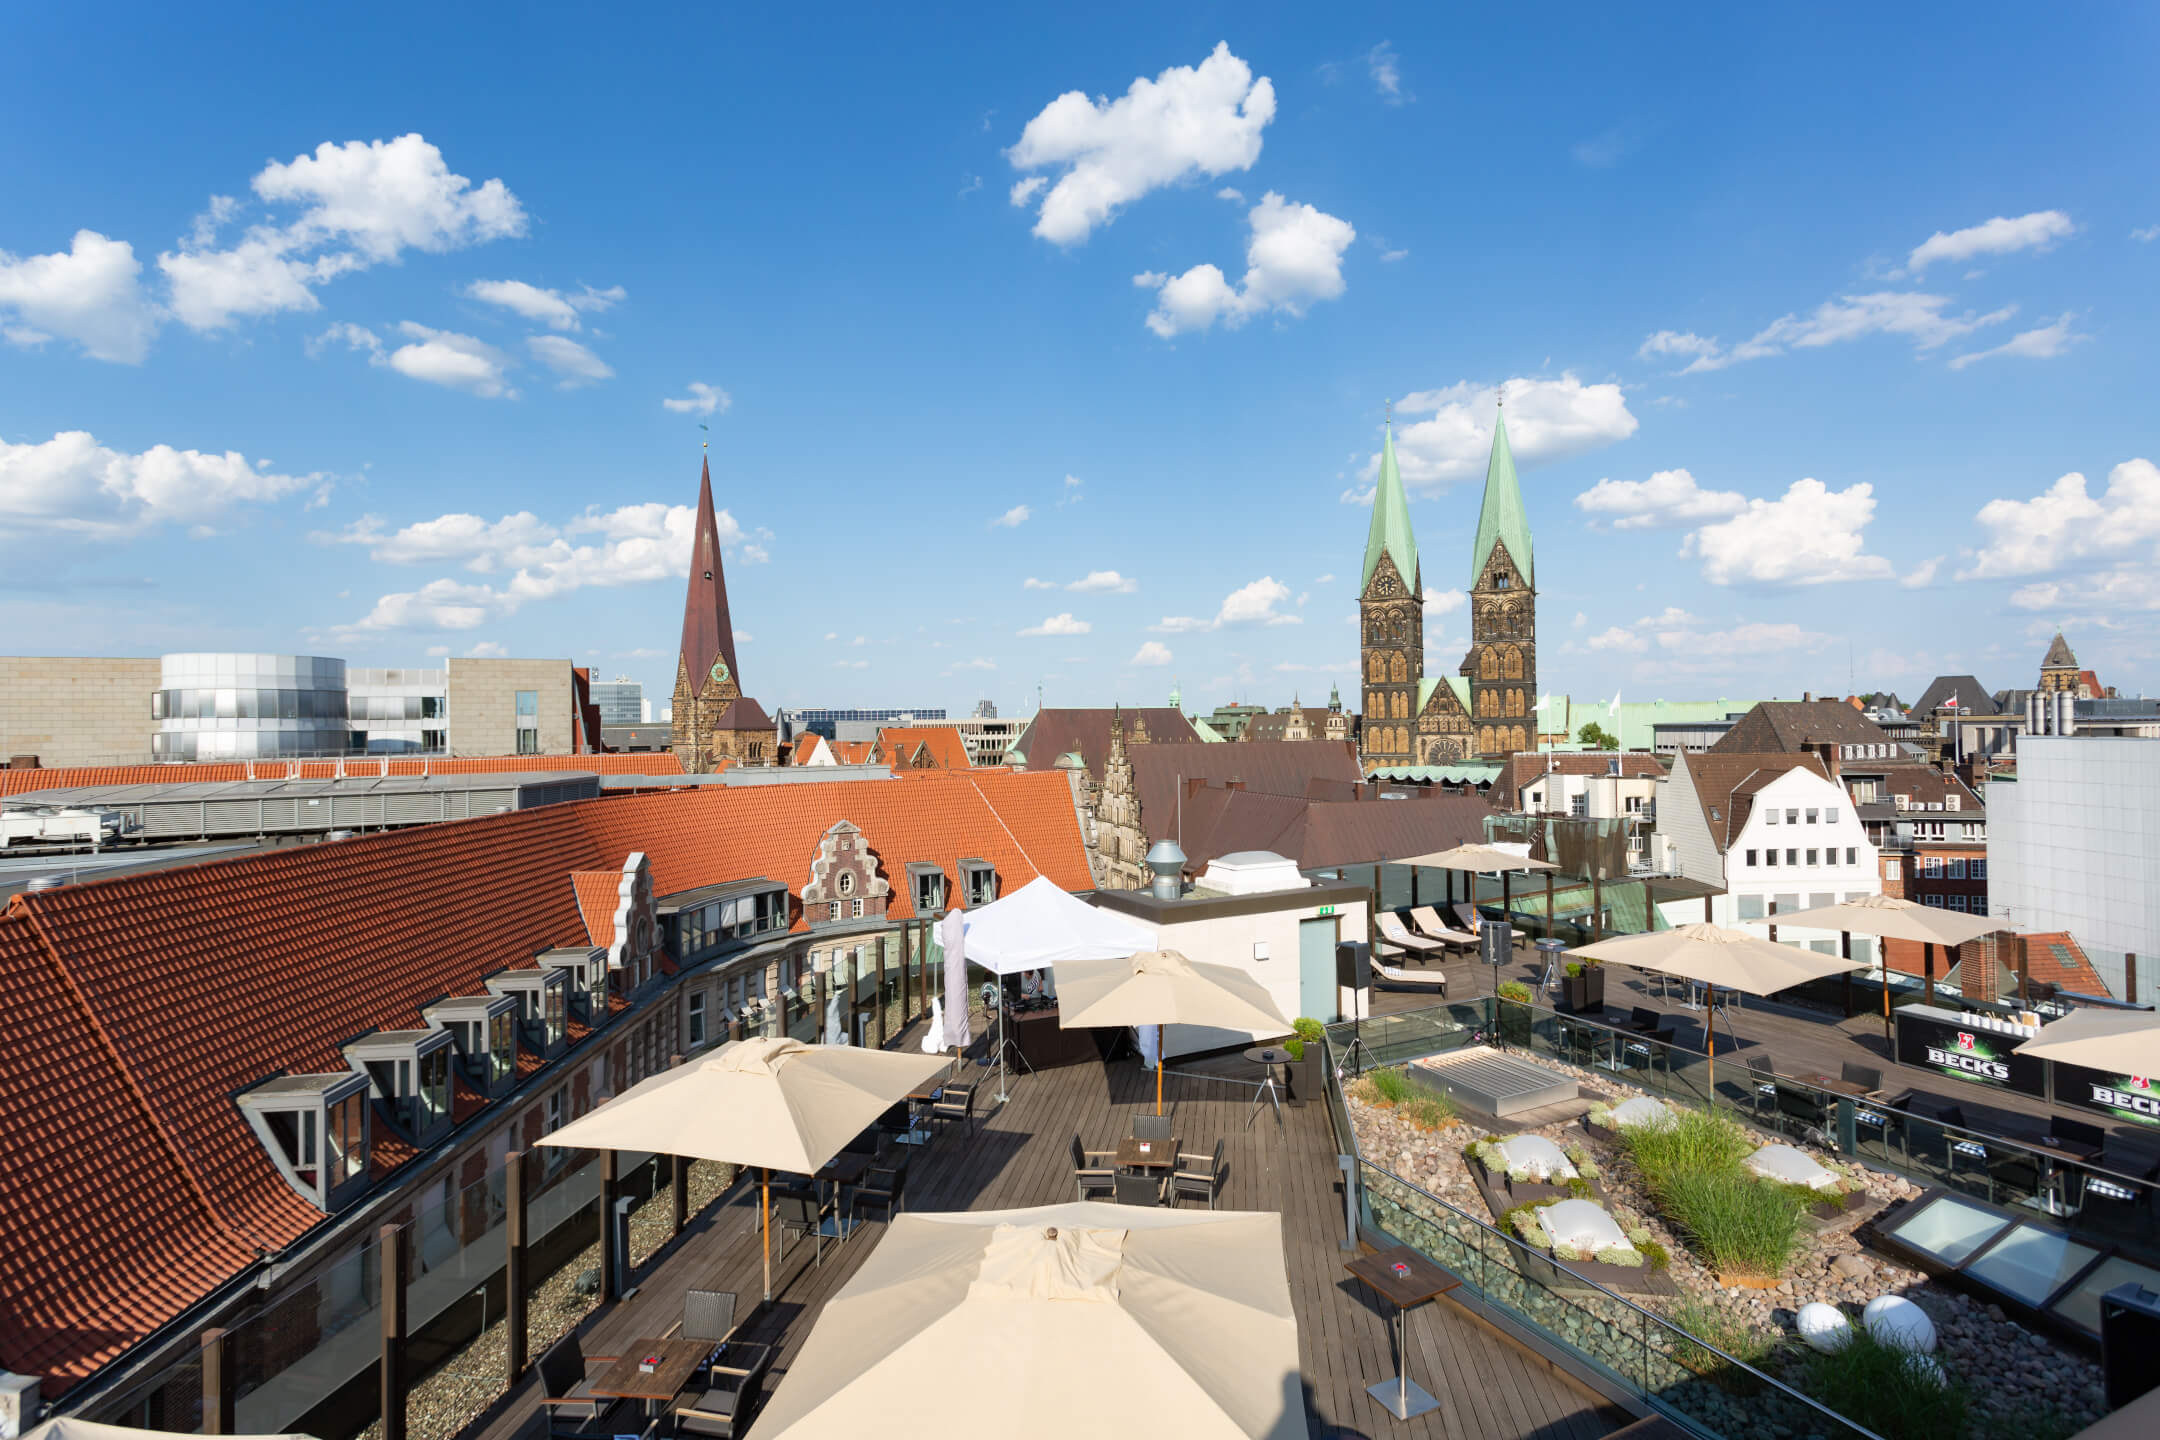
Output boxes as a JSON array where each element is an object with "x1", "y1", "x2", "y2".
[{"x1": 1227, "y1": 776, "x2": 1245, "y2": 792}]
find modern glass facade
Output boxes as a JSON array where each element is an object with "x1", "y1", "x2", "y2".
[
  {"x1": 590, "y1": 678, "x2": 644, "y2": 726},
  {"x1": 152, "y1": 653, "x2": 360, "y2": 759},
  {"x1": 347, "y1": 667, "x2": 447, "y2": 753}
]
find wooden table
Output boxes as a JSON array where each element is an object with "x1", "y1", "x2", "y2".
[
  {"x1": 1345, "y1": 1245, "x2": 1462, "y2": 1421},
  {"x1": 1807, "y1": 1075, "x2": 1872, "y2": 1098},
  {"x1": 1116, "y1": 1134, "x2": 1179, "y2": 1170},
  {"x1": 590, "y1": 1337, "x2": 709, "y2": 1423}
]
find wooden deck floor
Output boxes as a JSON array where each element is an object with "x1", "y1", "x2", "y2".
[
  {"x1": 1367, "y1": 943, "x2": 2160, "y2": 1171},
  {"x1": 463, "y1": 1044, "x2": 1624, "y2": 1440}
]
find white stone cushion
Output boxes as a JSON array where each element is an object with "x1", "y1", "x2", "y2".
[
  {"x1": 1493, "y1": 1134, "x2": 1576, "y2": 1180},
  {"x1": 1796, "y1": 1302, "x2": 1851, "y2": 1353},
  {"x1": 1745, "y1": 1144, "x2": 1840, "y2": 1190},
  {"x1": 1610, "y1": 1097, "x2": 1677, "y2": 1131},
  {"x1": 1862, "y1": 1294, "x2": 1937, "y2": 1353},
  {"x1": 1539, "y1": 1199, "x2": 1627, "y2": 1252}
]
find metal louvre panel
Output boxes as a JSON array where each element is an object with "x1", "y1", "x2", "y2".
[
  {"x1": 256, "y1": 797, "x2": 302, "y2": 830},
  {"x1": 330, "y1": 795, "x2": 383, "y2": 826},
  {"x1": 468, "y1": 786, "x2": 515, "y2": 814},
  {"x1": 141, "y1": 804, "x2": 204, "y2": 838},
  {"x1": 382, "y1": 791, "x2": 441, "y2": 826},
  {"x1": 202, "y1": 800, "x2": 260, "y2": 832}
]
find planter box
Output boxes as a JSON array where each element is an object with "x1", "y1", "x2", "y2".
[
  {"x1": 1559, "y1": 967, "x2": 1606, "y2": 1015},
  {"x1": 1496, "y1": 1000, "x2": 1534, "y2": 1047},
  {"x1": 1283, "y1": 1052, "x2": 1321, "y2": 1107}
]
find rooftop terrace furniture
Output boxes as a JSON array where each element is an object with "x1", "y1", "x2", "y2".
[
  {"x1": 1114, "y1": 1170, "x2": 1166, "y2": 1206},
  {"x1": 1172, "y1": 1139, "x2": 1226, "y2": 1209},
  {"x1": 2050, "y1": 1115, "x2": 2106, "y2": 1153},
  {"x1": 1840, "y1": 1061, "x2": 1885, "y2": 1098},
  {"x1": 1746, "y1": 1055, "x2": 1778, "y2": 1115},
  {"x1": 537, "y1": 1334, "x2": 616, "y2": 1437},
  {"x1": 683, "y1": 1289, "x2": 738, "y2": 1381},
  {"x1": 1409, "y1": 906, "x2": 1479, "y2": 949},
  {"x1": 771, "y1": 1188, "x2": 830, "y2": 1266},
  {"x1": 1072, "y1": 1134, "x2": 1116, "y2": 1202},
  {"x1": 1370, "y1": 955, "x2": 1448, "y2": 995},
  {"x1": 674, "y1": 1341, "x2": 772, "y2": 1439},
  {"x1": 851, "y1": 1157, "x2": 906, "y2": 1222},
  {"x1": 1377, "y1": 911, "x2": 1445, "y2": 959},
  {"x1": 1452, "y1": 903, "x2": 1485, "y2": 938},
  {"x1": 931, "y1": 1082, "x2": 976, "y2": 1137},
  {"x1": 1774, "y1": 1082, "x2": 1829, "y2": 1139},
  {"x1": 1986, "y1": 1145, "x2": 2042, "y2": 1205},
  {"x1": 1627, "y1": 1006, "x2": 1678, "y2": 1040},
  {"x1": 1131, "y1": 1110, "x2": 1174, "y2": 1143}
]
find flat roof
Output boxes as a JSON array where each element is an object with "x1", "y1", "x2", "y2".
[
  {"x1": 657, "y1": 876, "x2": 785, "y2": 912},
  {"x1": 21, "y1": 773, "x2": 599, "y2": 806}
]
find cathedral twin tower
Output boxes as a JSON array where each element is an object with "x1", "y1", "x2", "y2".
[{"x1": 1357, "y1": 407, "x2": 1537, "y2": 768}]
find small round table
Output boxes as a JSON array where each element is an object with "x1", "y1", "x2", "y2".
[
  {"x1": 1534, "y1": 938, "x2": 1567, "y2": 994},
  {"x1": 1243, "y1": 1045, "x2": 1292, "y2": 1128}
]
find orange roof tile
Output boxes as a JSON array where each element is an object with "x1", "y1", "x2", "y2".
[
  {"x1": 872, "y1": 726, "x2": 972, "y2": 770},
  {"x1": 828, "y1": 740, "x2": 874, "y2": 765},
  {"x1": 0, "y1": 752, "x2": 684, "y2": 797},
  {"x1": 571, "y1": 868, "x2": 628, "y2": 947},
  {"x1": 0, "y1": 769, "x2": 1089, "y2": 1393},
  {"x1": 789, "y1": 733, "x2": 825, "y2": 766}
]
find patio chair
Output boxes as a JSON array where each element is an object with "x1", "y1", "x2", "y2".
[
  {"x1": 930, "y1": 1083, "x2": 976, "y2": 1137},
  {"x1": 1773, "y1": 1083, "x2": 1829, "y2": 1140},
  {"x1": 852, "y1": 1156, "x2": 907, "y2": 1222},
  {"x1": 537, "y1": 1334, "x2": 616, "y2": 1437},
  {"x1": 1451, "y1": 903, "x2": 1485, "y2": 937},
  {"x1": 1370, "y1": 954, "x2": 1447, "y2": 995},
  {"x1": 1628, "y1": 1006, "x2": 1678, "y2": 1041},
  {"x1": 1986, "y1": 1145, "x2": 2042, "y2": 1205},
  {"x1": 1071, "y1": 1134, "x2": 1117, "y2": 1202},
  {"x1": 683, "y1": 1289, "x2": 738, "y2": 1381},
  {"x1": 1114, "y1": 1171, "x2": 1166, "y2": 1206},
  {"x1": 1744, "y1": 1055, "x2": 1778, "y2": 1115},
  {"x1": 1171, "y1": 1139, "x2": 1226, "y2": 1209},
  {"x1": 1839, "y1": 1061, "x2": 1885, "y2": 1098},
  {"x1": 771, "y1": 1188, "x2": 830, "y2": 1266},
  {"x1": 1408, "y1": 906, "x2": 1479, "y2": 949},
  {"x1": 1131, "y1": 1110, "x2": 1174, "y2": 1143},
  {"x1": 1376, "y1": 911, "x2": 1445, "y2": 959},
  {"x1": 2050, "y1": 1115, "x2": 2106, "y2": 1153},
  {"x1": 674, "y1": 1342, "x2": 771, "y2": 1440}
]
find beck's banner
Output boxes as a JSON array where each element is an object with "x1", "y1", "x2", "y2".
[
  {"x1": 1894, "y1": 1005, "x2": 2047, "y2": 1098},
  {"x1": 2054, "y1": 1061, "x2": 2160, "y2": 1128}
]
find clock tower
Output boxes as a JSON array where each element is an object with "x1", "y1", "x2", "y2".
[{"x1": 670, "y1": 452, "x2": 774, "y2": 771}]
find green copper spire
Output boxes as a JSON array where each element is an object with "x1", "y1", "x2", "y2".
[
  {"x1": 1470, "y1": 406, "x2": 1533, "y2": 588},
  {"x1": 1361, "y1": 411, "x2": 1419, "y2": 592}
]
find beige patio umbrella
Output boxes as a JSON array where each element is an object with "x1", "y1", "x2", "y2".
[
  {"x1": 1571, "y1": 924, "x2": 1866, "y2": 1091},
  {"x1": 1399, "y1": 843, "x2": 1559, "y2": 950},
  {"x1": 752, "y1": 1202, "x2": 1308, "y2": 1440},
  {"x1": 540, "y1": 1035, "x2": 949, "y2": 1301},
  {"x1": 1057, "y1": 949, "x2": 1292, "y2": 1113},
  {"x1": 2015, "y1": 1007, "x2": 2160, "y2": 1076},
  {"x1": 1741, "y1": 894, "x2": 2003, "y2": 1038}
]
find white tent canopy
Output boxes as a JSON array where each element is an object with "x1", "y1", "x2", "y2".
[{"x1": 960, "y1": 875, "x2": 1157, "y2": 975}]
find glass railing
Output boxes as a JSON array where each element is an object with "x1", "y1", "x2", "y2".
[
  {"x1": 1358, "y1": 1161, "x2": 1886, "y2": 1440},
  {"x1": 1336, "y1": 998, "x2": 2159, "y2": 1262}
]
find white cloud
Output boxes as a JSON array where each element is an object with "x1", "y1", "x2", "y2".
[
  {"x1": 1020, "y1": 613, "x2": 1091, "y2": 636},
  {"x1": 1366, "y1": 42, "x2": 1405, "y2": 103},
  {"x1": 1379, "y1": 246, "x2": 1408, "y2": 262},
  {"x1": 1587, "y1": 606, "x2": 1832, "y2": 661},
  {"x1": 325, "y1": 321, "x2": 516, "y2": 397},
  {"x1": 527, "y1": 334, "x2": 613, "y2": 387},
  {"x1": 1153, "y1": 576, "x2": 1299, "y2": 632},
  {"x1": 1644, "y1": 293, "x2": 2017, "y2": 374},
  {"x1": 2134, "y1": 224, "x2": 2160, "y2": 244},
  {"x1": 464, "y1": 640, "x2": 509, "y2": 658},
  {"x1": 1131, "y1": 641, "x2": 1174, "y2": 666},
  {"x1": 1314, "y1": 573, "x2": 1335, "y2": 584},
  {"x1": 466, "y1": 278, "x2": 622, "y2": 330},
  {"x1": 0, "y1": 430, "x2": 322, "y2": 540},
  {"x1": 1422, "y1": 587, "x2": 1464, "y2": 617},
  {"x1": 1007, "y1": 42, "x2": 1275, "y2": 246},
  {"x1": 1023, "y1": 577, "x2": 1055, "y2": 590},
  {"x1": 1959, "y1": 460, "x2": 2160, "y2": 579},
  {"x1": 161, "y1": 134, "x2": 525, "y2": 332},
  {"x1": 1139, "y1": 191, "x2": 1355, "y2": 337},
  {"x1": 990, "y1": 504, "x2": 1031, "y2": 528},
  {"x1": 1900, "y1": 556, "x2": 1944, "y2": 589},
  {"x1": 949, "y1": 657, "x2": 998, "y2": 671},
  {"x1": 1059, "y1": 474, "x2": 1084, "y2": 507},
  {"x1": 1586, "y1": 625, "x2": 1648, "y2": 653},
  {"x1": 1066, "y1": 570, "x2": 1138, "y2": 593},
  {"x1": 833, "y1": 659, "x2": 870, "y2": 670},
  {"x1": 0, "y1": 230, "x2": 159, "y2": 363},
  {"x1": 1383, "y1": 375, "x2": 1637, "y2": 490},
  {"x1": 2010, "y1": 569, "x2": 2160, "y2": 614},
  {"x1": 662, "y1": 381, "x2": 730, "y2": 416},
  {"x1": 322, "y1": 497, "x2": 769, "y2": 634},
  {"x1": 1684, "y1": 478, "x2": 1895, "y2": 585},
  {"x1": 1907, "y1": 210, "x2": 2075, "y2": 274},
  {"x1": 1572, "y1": 127, "x2": 1637, "y2": 168},
  {"x1": 1573, "y1": 468, "x2": 1747, "y2": 529},
  {"x1": 425, "y1": 644, "x2": 450, "y2": 658},
  {"x1": 1947, "y1": 312, "x2": 2085, "y2": 370}
]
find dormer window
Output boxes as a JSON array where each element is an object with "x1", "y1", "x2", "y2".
[
  {"x1": 958, "y1": 858, "x2": 998, "y2": 907},
  {"x1": 539, "y1": 946, "x2": 608, "y2": 1027},
  {"x1": 425, "y1": 995, "x2": 520, "y2": 1096},
  {"x1": 342, "y1": 1028, "x2": 454, "y2": 1140},
  {"x1": 906, "y1": 862, "x2": 947, "y2": 914},
  {"x1": 489, "y1": 967, "x2": 569, "y2": 1058},
  {"x1": 238, "y1": 1071, "x2": 372, "y2": 1209}
]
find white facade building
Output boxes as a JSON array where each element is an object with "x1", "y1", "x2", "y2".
[
  {"x1": 347, "y1": 667, "x2": 448, "y2": 753},
  {"x1": 1988, "y1": 736, "x2": 2159, "y2": 996},
  {"x1": 1654, "y1": 752, "x2": 1882, "y2": 958}
]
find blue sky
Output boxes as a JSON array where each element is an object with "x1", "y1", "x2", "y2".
[{"x1": 5, "y1": 5, "x2": 2157, "y2": 720}]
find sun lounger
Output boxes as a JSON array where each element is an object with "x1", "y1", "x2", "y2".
[
  {"x1": 1451, "y1": 903, "x2": 1485, "y2": 936},
  {"x1": 1370, "y1": 955, "x2": 1447, "y2": 994},
  {"x1": 1376, "y1": 911, "x2": 1445, "y2": 958},
  {"x1": 1408, "y1": 906, "x2": 1479, "y2": 948}
]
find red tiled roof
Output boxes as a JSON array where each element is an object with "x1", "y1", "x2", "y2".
[
  {"x1": 571, "y1": 869, "x2": 627, "y2": 947},
  {"x1": 0, "y1": 770, "x2": 1090, "y2": 1392},
  {"x1": 0, "y1": 752, "x2": 685, "y2": 798},
  {"x1": 1883, "y1": 930, "x2": 2105, "y2": 997},
  {"x1": 789, "y1": 733, "x2": 826, "y2": 766},
  {"x1": 874, "y1": 725, "x2": 972, "y2": 770},
  {"x1": 828, "y1": 740, "x2": 874, "y2": 765}
]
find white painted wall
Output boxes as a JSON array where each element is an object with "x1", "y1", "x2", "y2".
[
  {"x1": 1705, "y1": 768, "x2": 1881, "y2": 952},
  {"x1": 1150, "y1": 894, "x2": 1370, "y2": 1059}
]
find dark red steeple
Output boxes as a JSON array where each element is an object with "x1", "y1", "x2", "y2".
[{"x1": 677, "y1": 455, "x2": 741, "y2": 695}]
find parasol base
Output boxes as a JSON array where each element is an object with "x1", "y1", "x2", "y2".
[{"x1": 1369, "y1": 1377, "x2": 1439, "y2": 1420}]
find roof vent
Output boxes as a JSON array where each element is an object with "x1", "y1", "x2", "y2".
[
  {"x1": 326, "y1": 830, "x2": 357, "y2": 842},
  {"x1": 1144, "y1": 839, "x2": 1186, "y2": 900},
  {"x1": 26, "y1": 874, "x2": 69, "y2": 892}
]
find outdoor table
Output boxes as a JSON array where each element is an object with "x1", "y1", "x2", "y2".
[
  {"x1": 1806, "y1": 1075, "x2": 1871, "y2": 1097},
  {"x1": 2032, "y1": 1135, "x2": 2102, "y2": 1215},
  {"x1": 897, "y1": 1084, "x2": 940, "y2": 1146},
  {"x1": 1116, "y1": 1134, "x2": 1179, "y2": 1171},
  {"x1": 1243, "y1": 1044, "x2": 1292, "y2": 1127},
  {"x1": 591, "y1": 1336, "x2": 710, "y2": 1426},
  {"x1": 815, "y1": 1152, "x2": 871, "y2": 1238},
  {"x1": 1345, "y1": 1245, "x2": 1461, "y2": 1420}
]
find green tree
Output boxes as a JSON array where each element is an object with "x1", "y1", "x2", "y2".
[{"x1": 1577, "y1": 721, "x2": 1619, "y2": 750}]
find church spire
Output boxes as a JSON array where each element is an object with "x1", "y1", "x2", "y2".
[
  {"x1": 1470, "y1": 405, "x2": 1533, "y2": 589},
  {"x1": 677, "y1": 453, "x2": 741, "y2": 695},
  {"x1": 1361, "y1": 407, "x2": 1419, "y2": 593}
]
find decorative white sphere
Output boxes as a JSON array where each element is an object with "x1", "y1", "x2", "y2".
[
  {"x1": 1796, "y1": 1302, "x2": 1852, "y2": 1353},
  {"x1": 1862, "y1": 1295, "x2": 1937, "y2": 1353},
  {"x1": 1901, "y1": 1353, "x2": 1946, "y2": 1386}
]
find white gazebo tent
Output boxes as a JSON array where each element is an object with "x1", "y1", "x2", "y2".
[{"x1": 959, "y1": 876, "x2": 1157, "y2": 974}]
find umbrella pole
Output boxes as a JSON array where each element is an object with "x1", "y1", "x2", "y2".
[
  {"x1": 1881, "y1": 936, "x2": 1893, "y2": 1045},
  {"x1": 1706, "y1": 982, "x2": 1716, "y2": 1097},
  {"x1": 760, "y1": 1167, "x2": 772, "y2": 1303},
  {"x1": 1156, "y1": 1046, "x2": 1164, "y2": 1115}
]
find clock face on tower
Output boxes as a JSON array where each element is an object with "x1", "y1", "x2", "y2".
[{"x1": 708, "y1": 658, "x2": 730, "y2": 688}]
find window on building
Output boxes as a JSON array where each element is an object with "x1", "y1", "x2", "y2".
[
  {"x1": 1786, "y1": 849, "x2": 1798, "y2": 867},
  {"x1": 1947, "y1": 858, "x2": 1967, "y2": 879},
  {"x1": 1923, "y1": 855, "x2": 1942, "y2": 878},
  {"x1": 1773, "y1": 893, "x2": 1800, "y2": 916},
  {"x1": 1763, "y1": 848, "x2": 1778, "y2": 866},
  {"x1": 1845, "y1": 847, "x2": 1857, "y2": 866},
  {"x1": 1745, "y1": 849, "x2": 1758, "y2": 867},
  {"x1": 1766, "y1": 808, "x2": 1779, "y2": 825},
  {"x1": 1806, "y1": 848, "x2": 1819, "y2": 866},
  {"x1": 1569, "y1": 793, "x2": 1588, "y2": 818},
  {"x1": 515, "y1": 689, "x2": 538, "y2": 717},
  {"x1": 1972, "y1": 858, "x2": 1988, "y2": 880},
  {"x1": 1825, "y1": 807, "x2": 1839, "y2": 824},
  {"x1": 687, "y1": 991, "x2": 707, "y2": 1048},
  {"x1": 1923, "y1": 894, "x2": 1944, "y2": 908},
  {"x1": 1948, "y1": 895, "x2": 1968, "y2": 912},
  {"x1": 1806, "y1": 808, "x2": 1819, "y2": 824},
  {"x1": 1737, "y1": 895, "x2": 1765, "y2": 919},
  {"x1": 1786, "y1": 809, "x2": 1799, "y2": 824},
  {"x1": 327, "y1": 1089, "x2": 368, "y2": 1189}
]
